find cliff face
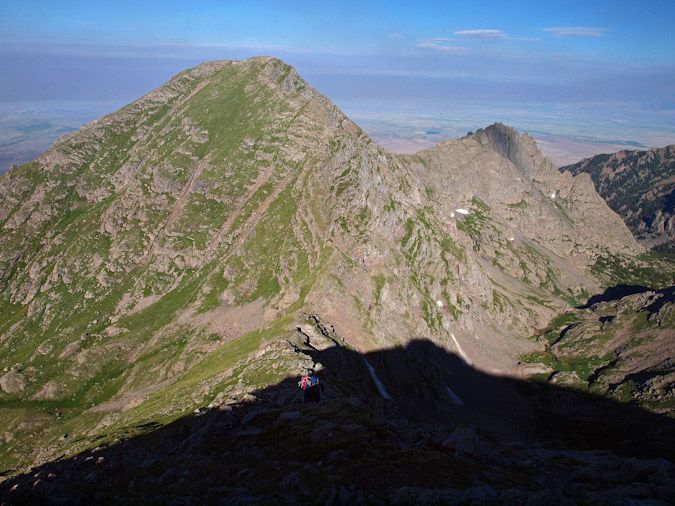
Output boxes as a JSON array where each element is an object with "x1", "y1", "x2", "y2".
[
  {"x1": 0, "y1": 57, "x2": 654, "y2": 473},
  {"x1": 562, "y1": 144, "x2": 675, "y2": 250}
]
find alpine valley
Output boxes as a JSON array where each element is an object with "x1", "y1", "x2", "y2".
[{"x1": 1, "y1": 57, "x2": 674, "y2": 505}]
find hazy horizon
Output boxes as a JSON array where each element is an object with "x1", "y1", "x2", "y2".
[
  {"x1": 1, "y1": 90, "x2": 671, "y2": 174},
  {"x1": 1, "y1": 0, "x2": 674, "y2": 171}
]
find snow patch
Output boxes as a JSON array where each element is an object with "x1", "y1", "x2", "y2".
[
  {"x1": 508, "y1": 237, "x2": 514, "y2": 241},
  {"x1": 445, "y1": 386, "x2": 464, "y2": 406},
  {"x1": 451, "y1": 333, "x2": 471, "y2": 366},
  {"x1": 361, "y1": 357, "x2": 391, "y2": 399},
  {"x1": 550, "y1": 192, "x2": 556, "y2": 199},
  {"x1": 436, "y1": 300, "x2": 443, "y2": 308},
  {"x1": 455, "y1": 209, "x2": 469, "y2": 215}
]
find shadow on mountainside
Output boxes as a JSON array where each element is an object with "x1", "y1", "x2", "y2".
[
  {"x1": 578, "y1": 284, "x2": 675, "y2": 317},
  {"x1": 644, "y1": 286, "x2": 675, "y2": 315},
  {"x1": 2, "y1": 340, "x2": 675, "y2": 505},
  {"x1": 578, "y1": 284, "x2": 651, "y2": 308}
]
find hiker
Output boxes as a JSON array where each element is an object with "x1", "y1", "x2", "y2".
[{"x1": 298, "y1": 371, "x2": 325, "y2": 403}]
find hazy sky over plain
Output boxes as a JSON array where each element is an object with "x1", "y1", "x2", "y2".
[{"x1": 1, "y1": 0, "x2": 674, "y2": 161}]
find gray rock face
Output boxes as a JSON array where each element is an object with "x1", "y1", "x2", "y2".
[{"x1": 478, "y1": 123, "x2": 556, "y2": 181}]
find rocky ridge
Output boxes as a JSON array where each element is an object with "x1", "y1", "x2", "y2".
[
  {"x1": 1, "y1": 324, "x2": 674, "y2": 505},
  {"x1": 561, "y1": 144, "x2": 675, "y2": 250}
]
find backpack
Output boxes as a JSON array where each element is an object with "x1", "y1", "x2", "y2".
[{"x1": 299, "y1": 375, "x2": 319, "y2": 389}]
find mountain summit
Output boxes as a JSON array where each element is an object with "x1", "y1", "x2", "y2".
[{"x1": 0, "y1": 58, "x2": 669, "y2": 494}]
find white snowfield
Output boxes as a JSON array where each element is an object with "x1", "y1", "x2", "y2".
[
  {"x1": 436, "y1": 300, "x2": 443, "y2": 307},
  {"x1": 455, "y1": 209, "x2": 469, "y2": 215}
]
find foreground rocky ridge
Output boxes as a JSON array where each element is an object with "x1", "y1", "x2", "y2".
[
  {"x1": 0, "y1": 56, "x2": 671, "y2": 483},
  {"x1": 2, "y1": 329, "x2": 674, "y2": 505}
]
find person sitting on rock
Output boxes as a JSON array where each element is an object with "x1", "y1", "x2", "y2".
[{"x1": 298, "y1": 370, "x2": 325, "y2": 403}]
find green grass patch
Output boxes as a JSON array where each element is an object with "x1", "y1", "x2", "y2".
[
  {"x1": 507, "y1": 199, "x2": 528, "y2": 209},
  {"x1": 590, "y1": 252, "x2": 675, "y2": 289},
  {"x1": 372, "y1": 273, "x2": 386, "y2": 304}
]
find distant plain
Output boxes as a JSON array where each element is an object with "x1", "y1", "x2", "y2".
[
  {"x1": 337, "y1": 98, "x2": 675, "y2": 167},
  {"x1": 0, "y1": 101, "x2": 125, "y2": 174},
  {"x1": 1, "y1": 97, "x2": 673, "y2": 173}
]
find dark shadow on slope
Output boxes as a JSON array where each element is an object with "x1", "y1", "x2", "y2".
[
  {"x1": 2, "y1": 339, "x2": 675, "y2": 505},
  {"x1": 578, "y1": 284, "x2": 650, "y2": 308},
  {"x1": 310, "y1": 341, "x2": 675, "y2": 458},
  {"x1": 644, "y1": 286, "x2": 675, "y2": 315},
  {"x1": 580, "y1": 284, "x2": 675, "y2": 315}
]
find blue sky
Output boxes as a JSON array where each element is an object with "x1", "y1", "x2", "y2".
[{"x1": 1, "y1": 0, "x2": 674, "y2": 163}]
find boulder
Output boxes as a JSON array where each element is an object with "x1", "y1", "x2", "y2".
[{"x1": 0, "y1": 371, "x2": 27, "y2": 393}]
